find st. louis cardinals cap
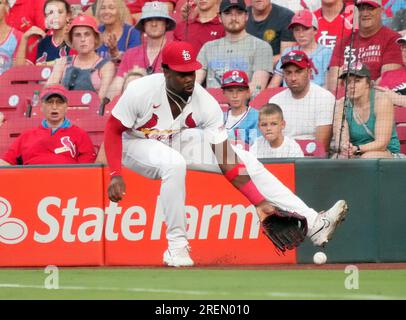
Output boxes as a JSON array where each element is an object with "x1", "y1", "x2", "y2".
[
  {"x1": 221, "y1": 70, "x2": 249, "y2": 89},
  {"x1": 280, "y1": 50, "x2": 312, "y2": 69},
  {"x1": 220, "y1": 0, "x2": 247, "y2": 13},
  {"x1": 288, "y1": 9, "x2": 318, "y2": 30},
  {"x1": 162, "y1": 41, "x2": 202, "y2": 72},
  {"x1": 40, "y1": 84, "x2": 69, "y2": 102},
  {"x1": 355, "y1": 0, "x2": 382, "y2": 8},
  {"x1": 339, "y1": 62, "x2": 371, "y2": 79}
]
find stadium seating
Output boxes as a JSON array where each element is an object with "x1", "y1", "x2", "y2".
[
  {"x1": 0, "y1": 84, "x2": 44, "y2": 119},
  {"x1": 206, "y1": 87, "x2": 229, "y2": 111},
  {"x1": 56, "y1": 90, "x2": 106, "y2": 150},
  {"x1": 0, "y1": 115, "x2": 42, "y2": 157},
  {"x1": 249, "y1": 87, "x2": 286, "y2": 110},
  {"x1": 395, "y1": 107, "x2": 406, "y2": 125},
  {"x1": 295, "y1": 139, "x2": 327, "y2": 158},
  {"x1": 0, "y1": 65, "x2": 52, "y2": 86},
  {"x1": 63, "y1": 90, "x2": 101, "y2": 111}
]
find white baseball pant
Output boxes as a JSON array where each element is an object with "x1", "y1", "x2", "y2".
[{"x1": 122, "y1": 129, "x2": 319, "y2": 250}]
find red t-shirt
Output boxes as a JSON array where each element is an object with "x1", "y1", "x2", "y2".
[
  {"x1": 1, "y1": 125, "x2": 96, "y2": 165},
  {"x1": 314, "y1": 3, "x2": 357, "y2": 50},
  {"x1": 117, "y1": 41, "x2": 165, "y2": 77},
  {"x1": 173, "y1": 15, "x2": 225, "y2": 53},
  {"x1": 6, "y1": 0, "x2": 46, "y2": 63},
  {"x1": 329, "y1": 26, "x2": 403, "y2": 80}
]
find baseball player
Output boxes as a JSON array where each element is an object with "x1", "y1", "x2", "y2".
[{"x1": 104, "y1": 41, "x2": 349, "y2": 267}]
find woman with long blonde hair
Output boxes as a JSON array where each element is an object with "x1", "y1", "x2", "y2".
[{"x1": 95, "y1": 0, "x2": 141, "y2": 63}]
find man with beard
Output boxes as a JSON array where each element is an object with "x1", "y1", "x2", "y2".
[
  {"x1": 196, "y1": 0, "x2": 273, "y2": 94},
  {"x1": 103, "y1": 41, "x2": 348, "y2": 267},
  {"x1": 269, "y1": 50, "x2": 335, "y2": 152}
]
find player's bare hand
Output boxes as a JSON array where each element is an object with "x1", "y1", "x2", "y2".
[
  {"x1": 108, "y1": 175, "x2": 126, "y2": 202},
  {"x1": 255, "y1": 200, "x2": 276, "y2": 222}
]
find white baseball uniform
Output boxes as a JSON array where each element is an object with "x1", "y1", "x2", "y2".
[{"x1": 112, "y1": 73, "x2": 319, "y2": 250}]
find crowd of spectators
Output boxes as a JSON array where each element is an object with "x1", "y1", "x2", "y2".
[{"x1": 0, "y1": 0, "x2": 405, "y2": 165}]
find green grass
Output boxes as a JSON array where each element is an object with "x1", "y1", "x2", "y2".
[{"x1": 0, "y1": 268, "x2": 405, "y2": 300}]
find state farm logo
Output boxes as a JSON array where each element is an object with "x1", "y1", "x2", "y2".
[
  {"x1": 1, "y1": 196, "x2": 261, "y2": 244},
  {"x1": 0, "y1": 197, "x2": 28, "y2": 244}
]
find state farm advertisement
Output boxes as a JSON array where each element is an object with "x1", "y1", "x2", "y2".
[{"x1": 0, "y1": 164, "x2": 296, "y2": 267}]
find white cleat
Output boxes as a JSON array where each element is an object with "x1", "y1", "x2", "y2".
[
  {"x1": 163, "y1": 245, "x2": 194, "y2": 267},
  {"x1": 309, "y1": 200, "x2": 348, "y2": 247}
]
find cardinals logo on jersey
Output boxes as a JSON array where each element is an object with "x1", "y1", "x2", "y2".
[
  {"x1": 36, "y1": 52, "x2": 48, "y2": 64},
  {"x1": 54, "y1": 136, "x2": 77, "y2": 157},
  {"x1": 185, "y1": 112, "x2": 197, "y2": 128},
  {"x1": 59, "y1": 46, "x2": 67, "y2": 57},
  {"x1": 137, "y1": 113, "x2": 159, "y2": 131}
]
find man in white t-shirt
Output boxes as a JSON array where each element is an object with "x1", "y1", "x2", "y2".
[
  {"x1": 269, "y1": 50, "x2": 335, "y2": 151},
  {"x1": 251, "y1": 103, "x2": 304, "y2": 158},
  {"x1": 104, "y1": 41, "x2": 348, "y2": 267}
]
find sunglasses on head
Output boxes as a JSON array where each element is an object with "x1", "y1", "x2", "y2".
[
  {"x1": 281, "y1": 53, "x2": 306, "y2": 64},
  {"x1": 343, "y1": 61, "x2": 364, "y2": 72},
  {"x1": 222, "y1": 75, "x2": 246, "y2": 85}
]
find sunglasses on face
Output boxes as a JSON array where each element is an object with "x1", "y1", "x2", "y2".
[
  {"x1": 281, "y1": 53, "x2": 306, "y2": 64},
  {"x1": 222, "y1": 75, "x2": 246, "y2": 85}
]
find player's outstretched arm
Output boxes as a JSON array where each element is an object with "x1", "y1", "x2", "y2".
[
  {"x1": 212, "y1": 139, "x2": 309, "y2": 252},
  {"x1": 212, "y1": 139, "x2": 270, "y2": 216},
  {"x1": 104, "y1": 115, "x2": 128, "y2": 202}
]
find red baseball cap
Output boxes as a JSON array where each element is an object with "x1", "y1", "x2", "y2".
[
  {"x1": 162, "y1": 41, "x2": 202, "y2": 72},
  {"x1": 288, "y1": 9, "x2": 318, "y2": 30},
  {"x1": 221, "y1": 70, "x2": 249, "y2": 88},
  {"x1": 66, "y1": 14, "x2": 101, "y2": 48},
  {"x1": 281, "y1": 50, "x2": 312, "y2": 69},
  {"x1": 40, "y1": 84, "x2": 69, "y2": 102},
  {"x1": 355, "y1": 0, "x2": 382, "y2": 8}
]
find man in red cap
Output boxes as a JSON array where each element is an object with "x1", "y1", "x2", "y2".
[
  {"x1": 328, "y1": 0, "x2": 403, "y2": 94},
  {"x1": 104, "y1": 41, "x2": 348, "y2": 267},
  {"x1": 268, "y1": 9, "x2": 333, "y2": 88},
  {"x1": 0, "y1": 84, "x2": 96, "y2": 165},
  {"x1": 269, "y1": 50, "x2": 335, "y2": 151}
]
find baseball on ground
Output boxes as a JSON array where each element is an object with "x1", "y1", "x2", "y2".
[{"x1": 313, "y1": 252, "x2": 327, "y2": 265}]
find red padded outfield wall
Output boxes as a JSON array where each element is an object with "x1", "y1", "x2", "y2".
[{"x1": 0, "y1": 164, "x2": 296, "y2": 267}]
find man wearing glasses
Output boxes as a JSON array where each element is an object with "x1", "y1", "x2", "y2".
[
  {"x1": 327, "y1": 0, "x2": 403, "y2": 94},
  {"x1": 269, "y1": 50, "x2": 335, "y2": 152},
  {"x1": 0, "y1": 85, "x2": 96, "y2": 165}
]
